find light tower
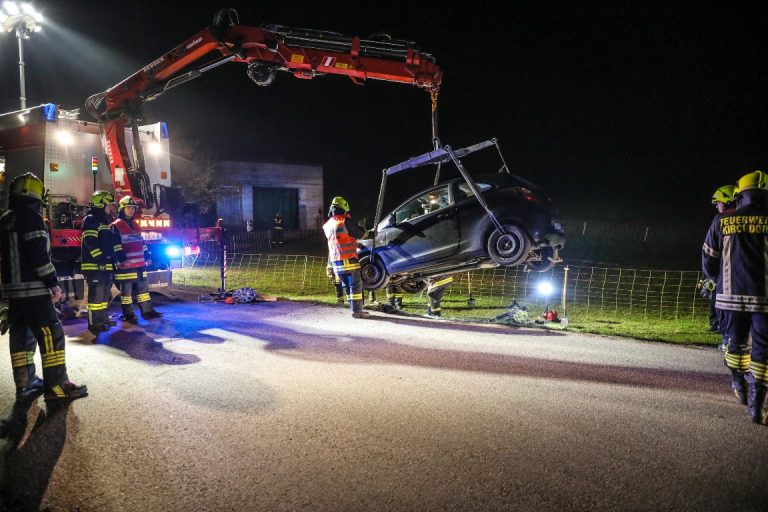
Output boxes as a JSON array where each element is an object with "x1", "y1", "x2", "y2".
[{"x1": 0, "y1": 2, "x2": 43, "y2": 110}]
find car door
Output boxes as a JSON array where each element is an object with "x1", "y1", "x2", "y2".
[{"x1": 380, "y1": 185, "x2": 460, "y2": 272}]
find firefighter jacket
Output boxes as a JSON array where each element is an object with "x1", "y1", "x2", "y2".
[
  {"x1": 111, "y1": 214, "x2": 149, "y2": 272},
  {"x1": 702, "y1": 199, "x2": 768, "y2": 312},
  {"x1": 0, "y1": 204, "x2": 58, "y2": 299},
  {"x1": 80, "y1": 208, "x2": 115, "y2": 272},
  {"x1": 323, "y1": 214, "x2": 368, "y2": 273}
]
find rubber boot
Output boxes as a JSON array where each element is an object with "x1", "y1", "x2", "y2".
[
  {"x1": 44, "y1": 381, "x2": 89, "y2": 403},
  {"x1": 747, "y1": 380, "x2": 768, "y2": 425},
  {"x1": 142, "y1": 310, "x2": 163, "y2": 319},
  {"x1": 730, "y1": 369, "x2": 748, "y2": 405}
]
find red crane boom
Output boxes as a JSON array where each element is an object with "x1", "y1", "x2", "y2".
[{"x1": 85, "y1": 9, "x2": 443, "y2": 208}]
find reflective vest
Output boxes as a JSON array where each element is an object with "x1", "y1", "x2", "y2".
[
  {"x1": 111, "y1": 217, "x2": 146, "y2": 270},
  {"x1": 323, "y1": 215, "x2": 359, "y2": 272}
]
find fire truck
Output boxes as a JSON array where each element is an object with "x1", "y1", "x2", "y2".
[{"x1": 0, "y1": 8, "x2": 442, "y2": 276}]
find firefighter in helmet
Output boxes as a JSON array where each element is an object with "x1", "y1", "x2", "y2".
[
  {"x1": 323, "y1": 196, "x2": 370, "y2": 318},
  {"x1": 425, "y1": 275, "x2": 454, "y2": 317},
  {"x1": 702, "y1": 185, "x2": 736, "y2": 346},
  {"x1": 702, "y1": 170, "x2": 768, "y2": 424},
  {"x1": 0, "y1": 173, "x2": 88, "y2": 402},
  {"x1": 111, "y1": 196, "x2": 162, "y2": 322},
  {"x1": 81, "y1": 189, "x2": 118, "y2": 335}
]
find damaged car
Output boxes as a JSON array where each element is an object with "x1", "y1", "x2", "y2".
[{"x1": 357, "y1": 139, "x2": 565, "y2": 291}]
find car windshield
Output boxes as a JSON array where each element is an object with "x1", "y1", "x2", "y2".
[
  {"x1": 455, "y1": 182, "x2": 492, "y2": 201},
  {"x1": 394, "y1": 185, "x2": 451, "y2": 224}
]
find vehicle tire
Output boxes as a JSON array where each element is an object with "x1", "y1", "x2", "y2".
[
  {"x1": 400, "y1": 279, "x2": 427, "y2": 294},
  {"x1": 359, "y1": 255, "x2": 391, "y2": 290},
  {"x1": 526, "y1": 248, "x2": 556, "y2": 272},
  {"x1": 486, "y1": 224, "x2": 531, "y2": 266}
]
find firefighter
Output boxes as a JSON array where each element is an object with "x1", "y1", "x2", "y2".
[
  {"x1": 386, "y1": 284, "x2": 404, "y2": 310},
  {"x1": 0, "y1": 173, "x2": 88, "y2": 402},
  {"x1": 706, "y1": 185, "x2": 736, "y2": 349},
  {"x1": 702, "y1": 170, "x2": 768, "y2": 424},
  {"x1": 323, "y1": 196, "x2": 370, "y2": 318},
  {"x1": 273, "y1": 211, "x2": 284, "y2": 245},
  {"x1": 81, "y1": 190, "x2": 118, "y2": 335},
  {"x1": 426, "y1": 276, "x2": 454, "y2": 317},
  {"x1": 111, "y1": 196, "x2": 163, "y2": 322}
]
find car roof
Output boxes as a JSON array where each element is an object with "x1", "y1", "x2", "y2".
[{"x1": 445, "y1": 172, "x2": 538, "y2": 190}]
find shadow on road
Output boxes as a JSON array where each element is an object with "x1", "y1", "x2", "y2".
[
  {"x1": 0, "y1": 400, "x2": 73, "y2": 512},
  {"x1": 367, "y1": 314, "x2": 566, "y2": 337},
  {"x1": 208, "y1": 317, "x2": 728, "y2": 395}
]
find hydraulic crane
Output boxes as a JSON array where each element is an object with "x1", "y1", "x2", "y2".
[{"x1": 85, "y1": 8, "x2": 443, "y2": 211}]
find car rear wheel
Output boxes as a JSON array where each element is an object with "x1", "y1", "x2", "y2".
[
  {"x1": 400, "y1": 279, "x2": 427, "y2": 294},
  {"x1": 486, "y1": 224, "x2": 531, "y2": 266},
  {"x1": 359, "y1": 255, "x2": 391, "y2": 290},
  {"x1": 526, "y1": 247, "x2": 556, "y2": 272}
]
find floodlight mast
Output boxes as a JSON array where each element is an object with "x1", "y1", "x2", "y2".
[{"x1": 1, "y1": 1, "x2": 43, "y2": 109}]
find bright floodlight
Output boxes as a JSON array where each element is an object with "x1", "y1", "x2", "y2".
[
  {"x1": 2, "y1": 1, "x2": 42, "y2": 109},
  {"x1": 537, "y1": 281, "x2": 554, "y2": 296},
  {"x1": 148, "y1": 141, "x2": 163, "y2": 156},
  {"x1": 55, "y1": 130, "x2": 73, "y2": 146}
]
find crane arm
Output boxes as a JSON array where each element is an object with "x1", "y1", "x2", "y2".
[{"x1": 85, "y1": 10, "x2": 442, "y2": 207}]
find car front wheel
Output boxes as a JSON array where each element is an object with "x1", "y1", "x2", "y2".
[
  {"x1": 486, "y1": 224, "x2": 531, "y2": 266},
  {"x1": 359, "y1": 255, "x2": 391, "y2": 290}
]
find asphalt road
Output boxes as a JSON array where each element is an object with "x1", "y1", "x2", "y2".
[{"x1": 0, "y1": 294, "x2": 766, "y2": 512}]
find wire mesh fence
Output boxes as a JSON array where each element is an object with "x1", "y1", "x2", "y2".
[{"x1": 172, "y1": 250, "x2": 711, "y2": 320}]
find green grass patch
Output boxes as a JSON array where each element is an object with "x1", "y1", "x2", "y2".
[{"x1": 171, "y1": 266, "x2": 718, "y2": 346}]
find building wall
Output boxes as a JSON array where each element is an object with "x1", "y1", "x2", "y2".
[{"x1": 215, "y1": 161, "x2": 323, "y2": 230}]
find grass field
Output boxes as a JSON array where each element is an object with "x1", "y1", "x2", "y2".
[{"x1": 172, "y1": 266, "x2": 721, "y2": 347}]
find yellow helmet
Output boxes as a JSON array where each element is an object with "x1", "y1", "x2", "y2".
[
  {"x1": 711, "y1": 185, "x2": 735, "y2": 205},
  {"x1": 331, "y1": 196, "x2": 350, "y2": 212},
  {"x1": 9, "y1": 172, "x2": 45, "y2": 201},
  {"x1": 735, "y1": 170, "x2": 768, "y2": 194},
  {"x1": 118, "y1": 195, "x2": 139, "y2": 210},
  {"x1": 91, "y1": 190, "x2": 115, "y2": 208}
]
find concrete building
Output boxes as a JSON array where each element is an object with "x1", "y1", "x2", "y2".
[{"x1": 214, "y1": 160, "x2": 324, "y2": 230}]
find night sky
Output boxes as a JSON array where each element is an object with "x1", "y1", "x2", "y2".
[{"x1": 1, "y1": 1, "x2": 766, "y2": 229}]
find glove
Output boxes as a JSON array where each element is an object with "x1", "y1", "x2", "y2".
[
  {"x1": 325, "y1": 267, "x2": 334, "y2": 279},
  {"x1": 698, "y1": 278, "x2": 716, "y2": 299},
  {"x1": 0, "y1": 306, "x2": 8, "y2": 335}
]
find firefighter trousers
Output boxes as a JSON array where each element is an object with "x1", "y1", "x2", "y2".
[
  {"x1": 427, "y1": 281, "x2": 452, "y2": 314},
  {"x1": 115, "y1": 271, "x2": 153, "y2": 316},
  {"x1": 386, "y1": 284, "x2": 403, "y2": 308},
  {"x1": 8, "y1": 297, "x2": 69, "y2": 391},
  {"x1": 721, "y1": 309, "x2": 768, "y2": 383},
  {"x1": 337, "y1": 269, "x2": 363, "y2": 313},
  {"x1": 85, "y1": 271, "x2": 112, "y2": 328}
]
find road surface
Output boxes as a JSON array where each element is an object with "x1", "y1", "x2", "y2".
[{"x1": 0, "y1": 294, "x2": 765, "y2": 511}]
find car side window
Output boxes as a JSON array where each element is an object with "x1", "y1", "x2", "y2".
[
  {"x1": 455, "y1": 182, "x2": 492, "y2": 201},
  {"x1": 394, "y1": 185, "x2": 452, "y2": 224}
]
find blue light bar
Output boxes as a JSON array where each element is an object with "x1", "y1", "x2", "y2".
[
  {"x1": 160, "y1": 122, "x2": 169, "y2": 139},
  {"x1": 42, "y1": 103, "x2": 57, "y2": 121}
]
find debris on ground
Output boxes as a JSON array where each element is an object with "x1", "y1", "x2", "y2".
[
  {"x1": 199, "y1": 287, "x2": 278, "y2": 304},
  {"x1": 494, "y1": 300, "x2": 532, "y2": 326}
]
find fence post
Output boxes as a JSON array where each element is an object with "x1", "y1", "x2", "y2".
[
  {"x1": 218, "y1": 220, "x2": 227, "y2": 292},
  {"x1": 561, "y1": 266, "x2": 569, "y2": 315}
]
